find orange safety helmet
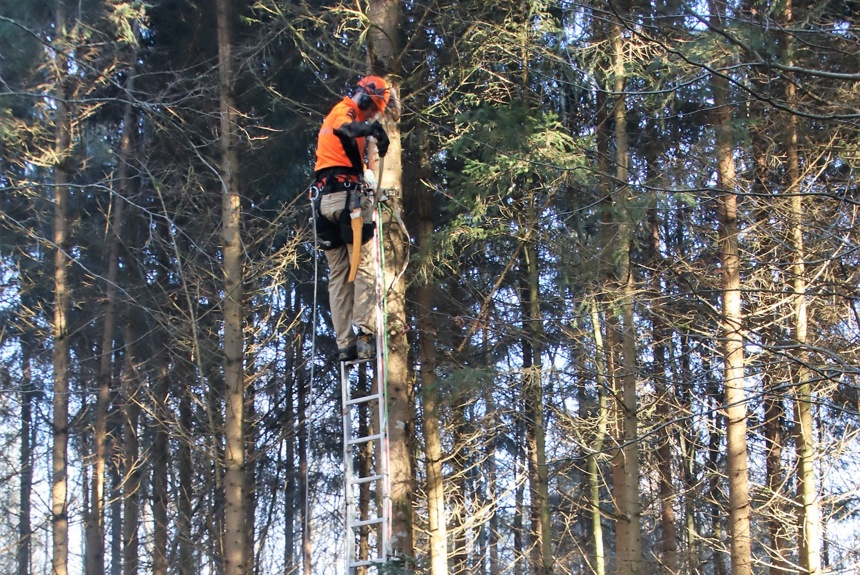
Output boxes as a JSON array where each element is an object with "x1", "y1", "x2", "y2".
[{"x1": 356, "y1": 75, "x2": 391, "y2": 115}]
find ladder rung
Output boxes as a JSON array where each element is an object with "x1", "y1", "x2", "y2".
[
  {"x1": 350, "y1": 517, "x2": 383, "y2": 528},
  {"x1": 345, "y1": 392, "x2": 382, "y2": 406},
  {"x1": 347, "y1": 433, "x2": 383, "y2": 446},
  {"x1": 349, "y1": 559, "x2": 386, "y2": 568},
  {"x1": 348, "y1": 474, "x2": 384, "y2": 485},
  {"x1": 343, "y1": 356, "x2": 375, "y2": 365}
]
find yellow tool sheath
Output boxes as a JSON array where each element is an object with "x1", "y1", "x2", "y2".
[{"x1": 348, "y1": 210, "x2": 362, "y2": 282}]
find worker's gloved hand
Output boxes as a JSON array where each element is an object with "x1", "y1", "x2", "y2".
[
  {"x1": 362, "y1": 168, "x2": 377, "y2": 190},
  {"x1": 370, "y1": 121, "x2": 389, "y2": 157}
]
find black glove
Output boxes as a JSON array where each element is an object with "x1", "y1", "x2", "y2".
[{"x1": 371, "y1": 121, "x2": 390, "y2": 157}]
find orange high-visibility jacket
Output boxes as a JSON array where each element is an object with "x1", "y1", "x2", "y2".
[{"x1": 314, "y1": 97, "x2": 370, "y2": 174}]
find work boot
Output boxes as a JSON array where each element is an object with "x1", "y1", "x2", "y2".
[
  {"x1": 337, "y1": 345, "x2": 357, "y2": 362},
  {"x1": 356, "y1": 332, "x2": 375, "y2": 360}
]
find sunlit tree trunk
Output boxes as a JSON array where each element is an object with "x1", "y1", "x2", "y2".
[
  {"x1": 591, "y1": 25, "x2": 611, "y2": 575},
  {"x1": 450, "y1": 408, "x2": 468, "y2": 574},
  {"x1": 51, "y1": 3, "x2": 72, "y2": 573},
  {"x1": 217, "y1": 0, "x2": 247, "y2": 572},
  {"x1": 710, "y1": 3, "x2": 751, "y2": 573},
  {"x1": 610, "y1": 13, "x2": 642, "y2": 575},
  {"x1": 588, "y1": 305, "x2": 607, "y2": 575},
  {"x1": 783, "y1": 3, "x2": 821, "y2": 569},
  {"x1": 367, "y1": 0, "x2": 414, "y2": 560}
]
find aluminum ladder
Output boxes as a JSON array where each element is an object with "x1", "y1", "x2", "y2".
[{"x1": 340, "y1": 206, "x2": 391, "y2": 574}]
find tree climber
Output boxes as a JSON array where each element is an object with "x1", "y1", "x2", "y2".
[{"x1": 311, "y1": 76, "x2": 391, "y2": 362}]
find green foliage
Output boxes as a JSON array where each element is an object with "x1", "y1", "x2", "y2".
[{"x1": 437, "y1": 103, "x2": 587, "y2": 257}]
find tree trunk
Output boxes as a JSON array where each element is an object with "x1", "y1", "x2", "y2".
[
  {"x1": 450, "y1": 405, "x2": 468, "y2": 574},
  {"x1": 779, "y1": 4, "x2": 822, "y2": 573},
  {"x1": 705, "y1": 365, "x2": 727, "y2": 575},
  {"x1": 178, "y1": 380, "x2": 195, "y2": 575},
  {"x1": 121, "y1": 325, "x2": 140, "y2": 575},
  {"x1": 51, "y1": 2, "x2": 71, "y2": 573},
  {"x1": 217, "y1": 0, "x2": 247, "y2": 573},
  {"x1": 611, "y1": 14, "x2": 642, "y2": 575},
  {"x1": 88, "y1": 57, "x2": 136, "y2": 574},
  {"x1": 520, "y1": 239, "x2": 552, "y2": 575},
  {"x1": 245, "y1": 357, "x2": 258, "y2": 572},
  {"x1": 484, "y1": 353, "x2": 501, "y2": 575},
  {"x1": 646, "y1": 148, "x2": 678, "y2": 575},
  {"x1": 591, "y1": 24, "x2": 611, "y2": 575},
  {"x1": 18, "y1": 337, "x2": 34, "y2": 575},
  {"x1": 678, "y1": 335, "x2": 699, "y2": 573},
  {"x1": 764, "y1": 378, "x2": 790, "y2": 575},
  {"x1": 109, "y1": 434, "x2": 122, "y2": 575},
  {"x1": 514, "y1": 422, "x2": 526, "y2": 575},
  {"x1": 152, "y1": 352, "x2": 170, "y2": 575},
  {"x1": 709, "y1": 2, "x2": 752, "y2": 569},
  {"x1": 744, "y1": 48, "x2": 793, "y2": 572},
  {"x1": 416, "y1": 124, "x2": 448, "y2": 575},
  {"x1": 283, "y1": 335, "x2": 296, "y2": 575},
  {"x1": 588, "y1": 305, "x2": 607, "y2": 575},
  {"x1": 366, "y1": 0, "x2": 414, "y2": 560}
]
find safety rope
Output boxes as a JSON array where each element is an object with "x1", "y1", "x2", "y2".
[{"x1": 305, "y1": 183, "x2": 321, "y2": 572}]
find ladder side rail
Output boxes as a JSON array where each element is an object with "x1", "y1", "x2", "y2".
[
  {"x1": 374, "y1": 199, "x2": 393, "y2": 564},
  {"x1": 341, "y1": 361, "x2": 357, "y2": 575}
]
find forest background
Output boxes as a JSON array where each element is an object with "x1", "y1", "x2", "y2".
[{"x1": 0, "y1": 1, "x2": 858, "y2": 575}]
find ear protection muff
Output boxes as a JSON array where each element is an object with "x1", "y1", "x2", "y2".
[
  {"x1": 355, "y1": 77, "x2": 389, "y2": 112},
  {"x1": 356, "y1": 88, "x2": 373, "y2": 111}
]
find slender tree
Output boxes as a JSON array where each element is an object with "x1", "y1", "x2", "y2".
[
  {"x1": 121, "y1": 325, "x2": 140, "y2": 575},
  {"x1": 217, "y1": 0, "x2": 247, "y2": 573},
  {"x1": 588, "y1": 304, "x2": 608, "y2": 575},
  {"x1": 709, "y1": 2, "x2": 751, "y2": 574},
  {"x1": 415, "y1": 124, "x2": 448, "y2": 575},
  {"x1": 782, "y1": 3, "x2": 822, "y2": 572},
  {"x1": 609, "y1": 8, "x2": 643, "y2": 575},
  {"x1": 51, "y1": 2, "x2": 72, "y2": 573},
  {"x1": 18, "y1": 336, "x2": 35, "y2": 575}
]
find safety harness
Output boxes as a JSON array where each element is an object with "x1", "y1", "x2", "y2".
[{"x1": 309, "y1": 167, "x2": 375, "y2": 262}]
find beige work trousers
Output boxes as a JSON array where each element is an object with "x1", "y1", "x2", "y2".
[{"x1": 320, "y1": 190, "x2": 376, "y2": 351}]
